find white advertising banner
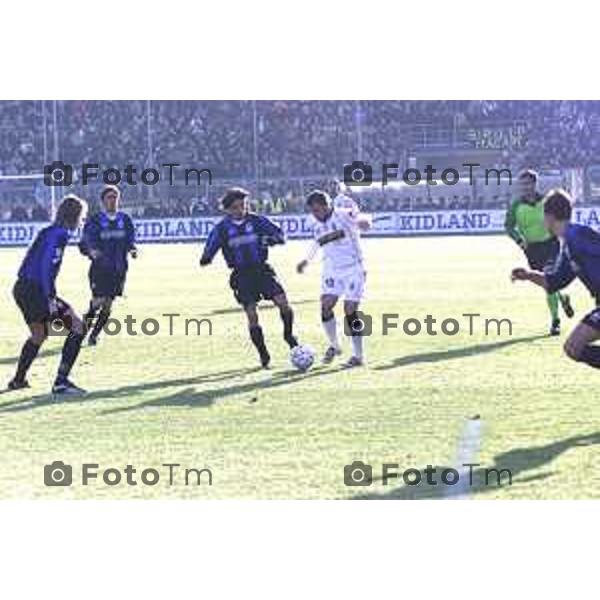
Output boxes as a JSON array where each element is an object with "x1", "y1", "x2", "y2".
[{"x1": 2, "y1": 207, "x2": 600, "y2": 246}]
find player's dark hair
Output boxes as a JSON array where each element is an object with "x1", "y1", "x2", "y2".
[
  {"x1": 544, "y1": 189, "x2": 572, "y2": 221},
  {"x1": 55, "y1": 195, "x2": 88, "y2": 230},
  {"x1": 517, "y1": 168, "x2": 538, "y2": 183},
  {"x1": 221, "y1": 187, "x2": 249, "y2": 210},
  {"x1": 306, "y1": 190, "x2": 331, "y2": 208},
  {"x1": 101, "y1": 185, "x2": 120, "y2": 202}
]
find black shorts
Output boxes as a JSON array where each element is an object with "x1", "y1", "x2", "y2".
[
  {"x1": 89, "y1": 265, "x2": 127, "y2": 298},
  {"x1": 525, "y1": 238, "x2": 560, "y2": 271},
  {"x1": 582, "y1": 307, "x2": 600, "y2": 331},
  {"x1": 13, "y1": 279, "x2": 72, "y2": 326},
  {"x1": 229, "y1": 263, "x2": 285, "y2": 307}
]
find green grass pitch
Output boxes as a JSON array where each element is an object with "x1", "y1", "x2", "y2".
[{"x1": 1, "y1": 235, "x2": 600, "y2": 499}]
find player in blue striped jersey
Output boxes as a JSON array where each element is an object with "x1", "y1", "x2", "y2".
[
  {"x1": 512, "y1": 189, "x2": 600, "y2": 369},
  {"x1": 9, "y1": 195, "x2": 88, "y2": 395},
  {"x1": 200, "y1": 187, "x2": 299, "y2": 368},
  {"x1": 80, "y1": 186, "x2": 137, "y2": 346}
]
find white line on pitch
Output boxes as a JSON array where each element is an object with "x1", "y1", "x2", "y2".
[{"x1": 445, "y1": 415, "x2": 482, "y2": 500}]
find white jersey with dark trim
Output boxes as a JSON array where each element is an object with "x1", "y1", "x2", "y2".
[
  {"x1": 310, "y1": 208, "x2": 364, "y2": 271},
  {"x1": 332, "y1": 194, "x2": 359, "y2": 216}
]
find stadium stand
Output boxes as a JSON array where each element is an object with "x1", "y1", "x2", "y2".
[{"x1": 1, "y1": 100, "x2": 600, "y2": 219}]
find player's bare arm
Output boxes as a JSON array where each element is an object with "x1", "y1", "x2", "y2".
[{"x1": 511, "y1": 267, "x2": 547, "y2": 289}]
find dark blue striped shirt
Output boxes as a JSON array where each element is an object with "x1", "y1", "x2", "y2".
[
  {"x1": 17, "y1": 224, "x2": 70, "y2": 298},
  {"x1": 546, "y1": 223, "x2": 600, "y2": 298},
  {"x1": 201, "y1": 214, "x2": 285, "y2": 270},
  {"x1": 79, "y1": 211, "x2": 136, "y2": 274}
]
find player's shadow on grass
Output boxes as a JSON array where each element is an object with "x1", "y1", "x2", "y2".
[
  {"x1": 206, "y1": 298, "x2": 316, "y2": 316},
  {"x1": 352, "y1": 431, "x2": 600, "y2": 500},
  {"x1": 373, "y1": 334, "x2": 549, "y2": 372},
  {"x1": 100, "y1": 364, "x2": 346, "y2": 415},
  {"x1": 0, "y1": 366, "x2": 261, "y2": 414},
  {"x1": 0, "y1": 364, "x2": 344, "y2": 414},
  {"x1": 131, "y1": 387, "x2": 215, "y2": 409},
  {"x1": 0, "y1": 346, "x2": 62, "y2": 366}
]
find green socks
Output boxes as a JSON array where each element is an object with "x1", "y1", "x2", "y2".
[{"x1": 547, "y1": 292, "x2": 560, "y2": 322}]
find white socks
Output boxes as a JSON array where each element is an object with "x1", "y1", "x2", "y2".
[
  {"x1": 350, "y1": 333, "x2": 363, "y2": 360},
  {"x1": 322, "y1": 316, "x2": 339, "y2": 349},
  {"x1": 323, "y1": 315, "x2": 364, "y2": 359}
]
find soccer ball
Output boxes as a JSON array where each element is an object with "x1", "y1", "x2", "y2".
[{"x1": 290, "y1": 344, "x2": 315, "y2": 372}]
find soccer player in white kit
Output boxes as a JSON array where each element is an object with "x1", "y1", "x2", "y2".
[{"x1": 297, "y1": 190, "x2": 372, "y2": 367}]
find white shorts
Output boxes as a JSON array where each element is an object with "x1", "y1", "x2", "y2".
[{"x1": 321, "y1": 266, "x2": 366, "y2": 302}]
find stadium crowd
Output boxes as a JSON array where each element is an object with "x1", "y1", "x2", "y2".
[{"x1": 1, "y1": 100, "x2": 600, "y2": 220}]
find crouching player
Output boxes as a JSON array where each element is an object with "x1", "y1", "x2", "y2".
[
  {"x1": 297, "y1": 190, "x2": 371, "y2": 368},
  {"x1": 512, "y1": 189, "x2": 600, "y2": 368},
  {"x1": 80, "y1": 185, "x2": 137, "y2": 346},
  {"x1": 200, "y1": 187, "x2": 299, "y2": 368},
  {"x1": 8, "y1": 195, "x2": 88, "y2": 395}
]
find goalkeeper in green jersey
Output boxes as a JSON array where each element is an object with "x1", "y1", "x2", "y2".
[{"x1": 505, "y1": 169, "x2": 574, "y2": 335}]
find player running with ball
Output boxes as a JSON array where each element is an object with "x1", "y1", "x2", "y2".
[
  {"x1": 200, "y1": 187, "x2": 300, "y2": 368},
  {"x1": 512, "y1": 190, "x2": 600, "y2": 369},
  {"x1": 297, "y1": 190, "x2": 371, "y2": 368}
]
